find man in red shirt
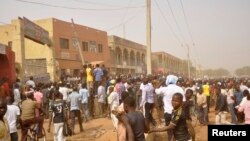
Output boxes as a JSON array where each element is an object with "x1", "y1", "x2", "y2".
[{"x1": 0, "y1": 77, "x2": 10, "y2": 98}]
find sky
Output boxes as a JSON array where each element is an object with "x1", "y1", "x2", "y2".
[{"x1": 0, "y1": 0, "x2": 250, "y2": 73}]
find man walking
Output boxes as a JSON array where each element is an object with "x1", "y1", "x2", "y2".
[{"x1": 68, "y1": 85, "x2": 84, "y2": 134}]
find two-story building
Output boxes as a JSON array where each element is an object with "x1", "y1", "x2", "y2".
[
  {"x1": 0, "y1": 17, "x2": 111, "y2": 82},
  {"x1": 108, "y1": 35, "x2": 146, "y2": 75},
  {"x1": 152, "y1": 51, "x2": 188, "y2": 75}
]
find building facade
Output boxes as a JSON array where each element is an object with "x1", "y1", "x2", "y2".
[
  {"x1": 0, "y1": 17, "x2": 110, "y2": 82},
  {"x1": 152, "y1": 52, "x2": 188, "y2": 76},
  {"x1": 108, "y1": 35, "x2": 146, "y2": 75},
  {"x1": 38, "y1": 18, "x2": 111, "y2": 81},
  {"x1": 0, "y1": 17, "x2": 51, "y2": 82},
  {"x1": 0, "y1": 17, "x2": 195, "y2": 81}
]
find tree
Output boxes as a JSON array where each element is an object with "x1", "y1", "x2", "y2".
[
  {"x1": 234, "y1": 66, "x2": 250, "y2": 77},
  {"x1": 202, "y1": 68, "x2": 230, "y2": 78}
]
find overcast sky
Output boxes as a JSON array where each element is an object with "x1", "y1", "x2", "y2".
[{"x1": 1, "y1": 0, "x2": 250, "y2": 72}]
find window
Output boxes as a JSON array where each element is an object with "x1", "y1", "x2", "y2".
[
  {"x1": 89, "y1": 41, "x2": 97, "y2": 52},
  {"x1": 98, "y1": 44, "x2": 103, "y2": 53},
  {"x1": 82, "y1": 41, "x2": 88, "y2": 51},
  {"x1": 60, "y1": 38, "x2": 69, "y2": 49}
]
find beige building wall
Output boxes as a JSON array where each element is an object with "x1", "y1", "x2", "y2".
[
  {"x1": 30, "y1": 18, "x2": 55, "y2": 81},
  {"x1": 0, "y1": 18, "x2": 54, "y2": 81},
  {"x1": 108, "y1": 35, "x2": 146, "y2": 75},
  {"x1": 0, "y1": 20, "x2": 25, "y2": 79},
  {"x1": 152, "y1": 52, "x2": 188, "y2": 75},
  {"x1": 0, "y1": 20, "x2": 22, "y2": 66},
  {"x1": 0, "y1": 18, "x2": 110, "y2": 82}
]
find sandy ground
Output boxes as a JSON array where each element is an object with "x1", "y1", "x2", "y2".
[{"x1": 18, "y1": 108, "x2": 214, "y2": 141}]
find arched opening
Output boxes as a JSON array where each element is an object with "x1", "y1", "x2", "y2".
[
  {"x1": 130, "y1": 51, "x2": 135, "y2": 66},
  {"x1": 123, "y1": 49, "x2": 129, "y2": 66},
  {"x1": 136, "y1": 52, "x2": 141, "y2": 65},
  {"x1": 115, "y1": 47, "x2": 122, "y2": 65}
]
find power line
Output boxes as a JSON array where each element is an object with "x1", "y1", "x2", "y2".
[
  {"x1": 115, "y1": 0, "x2": 132, "y2": 38},
  {"x1": 15, "y1": 0, "x2": 145, "y2": 11},
  {"x1": 179, "y1": 0, "x2": 200, "y2": 68},
  {"x1": 165, "y1": 0, "x2": 187, "y2": 45},
  {"x1": 154, "y1": 0, "x2": 184, "y2": 47},
  {"x1": 72, "y1": 0, "x2": 128, "y2": 8},
  {"x1": 165, "y1": 0, "x2": 192, "y2": 74},
  {"x1": 106, "y1": 7, "x2": 145, "y2": 31},
  {"x1": 179, "y1": 0, "x2": 195, "y2": 45},
  {"x1": 119, "y1": 0, "x2": 133, "y2": 24}
]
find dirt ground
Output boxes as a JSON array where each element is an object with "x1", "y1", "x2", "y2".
[
  {"x1": 18, "y1": 108, "x2": 215, "y2": 141},
  {"x1": 42, "y1": 115, "x2": 208, "y2": 141}
]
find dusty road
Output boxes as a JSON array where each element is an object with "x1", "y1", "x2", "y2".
[{"x1": 18, "y1": 107, "x2": 218, "y2": 141}]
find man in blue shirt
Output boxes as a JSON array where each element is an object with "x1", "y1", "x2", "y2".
[
  {"x1": 79, "y1": 83, "x2": 89, "y2": 121},
  {"x1": 93, "y1": 64, "x2": 103, "y2": 95},
  {"x1": 68, "y1": 86, "x2": 83, "y2": 134}
]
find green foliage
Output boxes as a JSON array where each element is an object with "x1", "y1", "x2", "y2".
[
  {"x1": 202, "y1": 68, "x2": 230, "y2": 78},
  {"x1": 234, "y1": 66, "x2": 250, "y2": 77}
]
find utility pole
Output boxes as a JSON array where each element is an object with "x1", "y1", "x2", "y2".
[
  {"x1": 146, "y1": 0, "x2": 152, "y2": 75},
  {"x1": 187, "y1": 45, "x2": 191, "y2": 79},
  {"x1": 71, "y1": 19, "x2": 85, "y2": 66}
]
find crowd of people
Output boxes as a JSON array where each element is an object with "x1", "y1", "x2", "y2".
[{"x1": 1, "y1": 64, "x2": 250, "y2": 141}]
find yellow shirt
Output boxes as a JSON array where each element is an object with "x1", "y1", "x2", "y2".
[
  {"x1": 86, "y1": 68, "x2": 93, "y2": 82},
  {"x1": 0, "y1": 118, "x2": 10, "y2": 141},
  {"x1": 203, "y1": 84, "x2": 210, "y2": 96}
]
